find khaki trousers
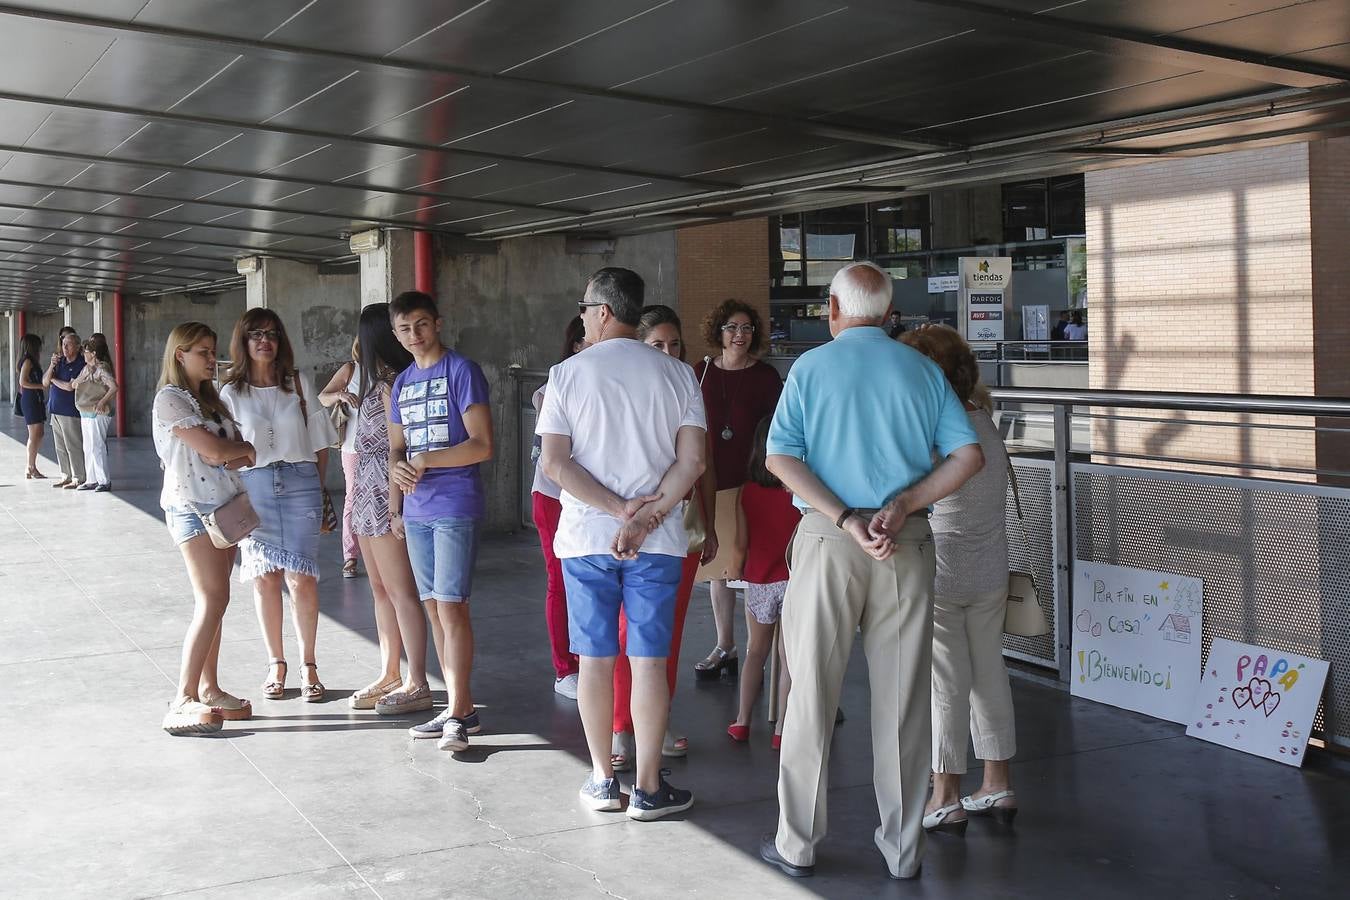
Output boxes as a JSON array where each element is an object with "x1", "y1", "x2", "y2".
[
  {"x1": 51, "y1": 413, "x2": 86, "y2": 483},
  {"x1": 775, "y1": 512, "x2": 935, "y2": 879}
]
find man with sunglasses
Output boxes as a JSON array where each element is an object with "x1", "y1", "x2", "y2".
[{"x1": 537, "y1": 267, "x2": 706, "y2": 820}]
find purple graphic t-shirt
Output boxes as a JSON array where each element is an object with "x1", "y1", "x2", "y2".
[{"x1": 390, "y1": 348, "x2": 490, "y2": 521}]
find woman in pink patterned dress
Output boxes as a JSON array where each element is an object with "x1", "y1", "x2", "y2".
[{"x1": 348, "y1": 303, "x2": 434, "y2": 716}]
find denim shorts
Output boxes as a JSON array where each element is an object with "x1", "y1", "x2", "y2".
[
  {"x1": 164, "y1": 507, "x2": 208, "y2": 545},
  {"x1": 561, "y1": 553, "x2": 683, "y2": 658},
  {"x1": 405, "y1": 516, "x2": 481, "y2": 602}
]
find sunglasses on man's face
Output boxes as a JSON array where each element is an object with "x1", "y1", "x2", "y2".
[{"x1": 578, "y1": 301, "x2": 605, "y2": 316}]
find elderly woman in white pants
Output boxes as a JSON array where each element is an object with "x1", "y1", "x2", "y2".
[{"x1": 901, "y1": 326, "x2": 1018, "y2": 833}]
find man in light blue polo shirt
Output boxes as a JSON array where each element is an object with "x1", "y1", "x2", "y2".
[{"x1": 759, "y1": 261, "x2": 984, "y2": 882}]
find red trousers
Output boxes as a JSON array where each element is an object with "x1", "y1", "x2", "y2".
[
  {"x1": 532, "y1": 492, "x2": 579, "y2": 679},
  {"x1": 612, "y1": 551, "x2": 700, "y2": 733}
]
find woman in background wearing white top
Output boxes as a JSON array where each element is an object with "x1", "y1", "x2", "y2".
[
  {"x1": 320, "y1": 340, "x2": 363, "y2": 580},
  {"x1": 222, "y1": 309, "x2": 338, "y2": 703},
  {"x1": 532, "y1": 316, "x2": 588, "y2": 700},
  {"x1": 153, "y1": 322, "x2": 257, "y2": 735},
  {"x1": 901, "y1": 325, "x2": 1019, "y2": 832}
]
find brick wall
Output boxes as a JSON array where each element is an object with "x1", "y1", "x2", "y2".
[
  {"x1": 676, "y1": 219, "x2": 770, "y2": 358},
  {"x1": 1086, "y1": 144, "x2": 1316, "y2": 478}
]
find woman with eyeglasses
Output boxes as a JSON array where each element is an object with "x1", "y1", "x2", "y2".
[
  {"x1": 221, "y1": 310, "x2": 338, "y2": 703},
  {"x1": 691, "y1": 299, "x2": 782, "y2": 682}
]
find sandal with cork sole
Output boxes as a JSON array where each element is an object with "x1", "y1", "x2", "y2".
[{"x1": 201, "y1": 690, "x2": 253, "y2": 721}]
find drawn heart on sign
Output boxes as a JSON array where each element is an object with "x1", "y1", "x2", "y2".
[
  {"x1": 1260, "y1": 690, "x2": 1281, "y2": 718},
  {"x1": 1248, "y1": 677, "x2": 1273, "y2": 708},
  {"x1": 1232, "y1": 685, "x2": 1252, "y2": 709}
]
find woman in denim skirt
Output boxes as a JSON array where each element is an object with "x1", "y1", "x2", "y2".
[
  {"x1": 221, "y1": 309, "x2": 338, "y2": 703},
  {"x1": 153, "y1": 322, "x2": 257, "y2": 734}
]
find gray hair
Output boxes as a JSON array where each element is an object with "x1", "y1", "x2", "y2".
[
  {"x1": 586, "y1": 267, "x2": 645, "y2": 326},
  {"x1": 830, "y1": 261, "x2": 892, "y2": 319}
]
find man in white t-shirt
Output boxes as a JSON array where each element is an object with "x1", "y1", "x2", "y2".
[{"x1": 537, "y1": 267, "x2": 707, "y2": 821}]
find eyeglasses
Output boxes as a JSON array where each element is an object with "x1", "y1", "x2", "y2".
[
  {"x1": 246, "y1": 329, "x2": 281, "y2": 343},
  {"x1": 578, "y1": 302, "x2": 605, "y2": 315},
  {"x1": 720, "y1": 324, "x2": 755, "y2": 335}
]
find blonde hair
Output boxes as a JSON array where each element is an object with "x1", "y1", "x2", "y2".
[{"x1": 158, "y1": 322, "x2": 232, "y2": 422}]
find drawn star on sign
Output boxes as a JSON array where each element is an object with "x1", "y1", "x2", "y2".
[{"x1": 1159, "y1": 581, "x2": 1170, "y2": 590}]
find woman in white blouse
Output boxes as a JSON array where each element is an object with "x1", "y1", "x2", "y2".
[
  {"x1": 221, "y1": 310, "x2": 338, "y2": 703},
  {"x1": 153, "y1": 322, "x2": 257, "y2": 735}
]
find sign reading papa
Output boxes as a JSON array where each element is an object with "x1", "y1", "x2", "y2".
[{"x1": 1186, "y1": 638, "x2": 1329, "y2": 767}]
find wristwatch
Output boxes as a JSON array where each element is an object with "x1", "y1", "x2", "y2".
[{"x1": 835, "y1": 507, "x2": 856, "y2": 529}]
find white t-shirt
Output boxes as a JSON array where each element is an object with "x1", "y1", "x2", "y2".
[
  {"x1": 339, "y1": 363, "x2": 363, "y2": 455},
  {"x1": 1064, "y1": 323, "x2": 1087, "y2": 340},
  {"x1": 152, "y1": 386, "x2": 245, "y2": 512},
  {"x1": 535, "y1": 338, "x2": 706, "y2": 558},
  {"x1": 220, "y1": 373, "x2": 337, "y2": 469}
]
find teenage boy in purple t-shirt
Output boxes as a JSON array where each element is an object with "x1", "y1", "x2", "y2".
[{"x1": 387, "y1": 291, "x2": 494, "y2": 753}]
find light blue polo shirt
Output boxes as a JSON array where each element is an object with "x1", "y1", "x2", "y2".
[{"x1": 766, "y1": 326, "x2": 979, "y2": 511}]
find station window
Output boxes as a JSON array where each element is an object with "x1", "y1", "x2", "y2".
[{"x1": 1004, "y1": 175, "x2": 1084, "y2": 242}]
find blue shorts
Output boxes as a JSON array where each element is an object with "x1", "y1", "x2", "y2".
[
  {"x1": 405, "y1": 516, "x2": 480, "y2": 602},
  {"x1": 164, "y1": 507, "x2": 208, "y2": 545},
  {"x1": 561, "y1": 553, "x2": 683, "y2": 658}
]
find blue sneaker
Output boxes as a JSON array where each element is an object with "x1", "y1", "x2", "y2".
[
  {"x1": 579, "y1": 775, "x2": 622, "y2": 812},
  {"x1": 408, "y1": 708, "x2": 481, "y2": 739},
  {"x1": 626, "y1": 769, "x2": 693, "y2": 821}
]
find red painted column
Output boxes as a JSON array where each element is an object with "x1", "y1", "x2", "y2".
[
  {"x1": 113, "y1": 291, "x2": 126, "y2": 438},
  {"x1": 16, "y1": 310, "x2": 25, "y2": 337},
  {"x1": 414, "y1": 231, "x2": 434, "y2": 296}
]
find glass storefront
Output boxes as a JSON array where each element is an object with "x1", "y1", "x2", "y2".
[{"x1": 768, "y1": 176, "x2": 1087, "y2": 346}]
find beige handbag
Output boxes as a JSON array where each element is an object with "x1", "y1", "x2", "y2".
[
  {"x1": 194, "y1": 491, "x2": 261, "y2": 550},
  {"x1": 683, "y1": 488, "x2": 708, "y2": 555},
  {"x1": 1004, "y1": 459, "x2": 1050, "y2": 637}
]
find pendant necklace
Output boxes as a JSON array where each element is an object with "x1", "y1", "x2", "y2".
[{"x1": 718, "y1": 356, "x2": 745, "y2": 441}]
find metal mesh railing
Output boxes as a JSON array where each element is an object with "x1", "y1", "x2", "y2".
[{"x1": 1071, "y1": 464, "x2": 1345, "y2": 742}]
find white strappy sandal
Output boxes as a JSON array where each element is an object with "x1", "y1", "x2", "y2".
[
  {"x1": 922, "y1": 802, "x2": 967, "y2": 834},
  {"x1": 961, "y1": 789, "x2": 1018, "y2": 824}
]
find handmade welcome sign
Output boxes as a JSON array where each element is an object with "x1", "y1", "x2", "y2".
[
  {"x1": 1186, "y1": 638, "x2": 1330, "y2": 767},
  {"x1": 1071, "y1": 562, "x2": 1203, "y2": 724}
]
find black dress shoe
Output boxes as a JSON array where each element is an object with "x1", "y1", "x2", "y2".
[
  {"x1": 760, "y1": 834, "x2": 814, "y2": 878},
  {"x1": 94, "y1": 484, "x2": 111, "y2": 493}
]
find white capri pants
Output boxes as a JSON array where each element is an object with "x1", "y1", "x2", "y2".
[
  {"x1": 80, "y1": 413, "x2": 113, "y2": 486},
  {"x1": 931, "y1": 586, "x2": 1017, "y2": 773}
]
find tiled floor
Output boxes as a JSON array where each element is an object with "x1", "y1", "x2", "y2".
[{"x1": 2, "y1": 409, "x2": 1347, "y2": 899}]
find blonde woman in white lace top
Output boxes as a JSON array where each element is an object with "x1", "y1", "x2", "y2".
[{"x1": 153, "y1": 322, "x2": 256, "y2": 736}]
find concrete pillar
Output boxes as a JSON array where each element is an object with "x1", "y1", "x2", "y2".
[
  {"x1": 60, "y1": 297, "x2": 73, "y2": 328},
  {"x1": 4, "y1": 310, "x2": 14, "y2": 403},
  {"x1": 358, "y1": 229, "x2": 416, "y2": 307},
  {"x1": 86, "y1": 292, "x2": 104, "y2": 335},
  {"x1": 112, "y1": 292, "x2": 125, "y2": 438}
]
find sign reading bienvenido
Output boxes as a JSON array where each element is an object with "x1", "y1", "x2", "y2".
[{"x1": 958, "y1": 257, "x2": 1011, "y2": 342}]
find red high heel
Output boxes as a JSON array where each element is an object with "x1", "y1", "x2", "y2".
[{"x1": 727, "y1": 723, "x2": 749, "y2": 743}]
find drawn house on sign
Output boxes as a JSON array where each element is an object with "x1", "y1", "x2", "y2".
[{"x1": 1159, "y1": 613, "x2": 1192, "y2": 644}]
